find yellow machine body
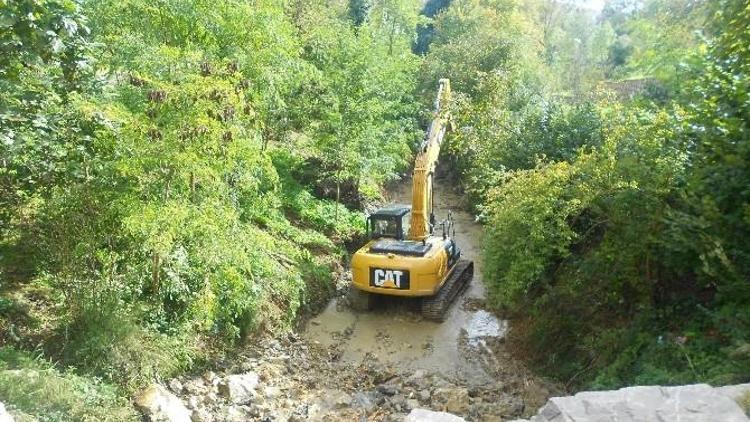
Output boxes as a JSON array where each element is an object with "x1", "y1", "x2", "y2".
[{"x1": 351, "y1": 236, "x2": 454, "y2": 297}]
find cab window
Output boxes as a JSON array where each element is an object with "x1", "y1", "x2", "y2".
[
  {"x1": 370, "y1": 217, "x2": 400, "y2": 239},
  {"x1": 401, "y1": 212, "x2": 411, "y2": 238}
]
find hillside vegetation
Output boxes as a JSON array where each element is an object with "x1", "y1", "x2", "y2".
[
  {"x1": 1, "y1": 0, "x2": 421, "y2": 414},
  {"x1": 421, "y1": 0, "x2": 750, "y2": 388},
  {"x1": 1, "y1": 0, "x2": 749, "y2": 418}
]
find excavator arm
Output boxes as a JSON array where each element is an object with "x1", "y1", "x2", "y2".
[{"x1": 408, "y1": 79, "x2": 452, "y2": 241}]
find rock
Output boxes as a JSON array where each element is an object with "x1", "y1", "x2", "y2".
[
  {"x1": 389, "y1": 394, "x2": 407, "y2": 412},
  {"x1": 219, "y1": 372, "x2": 260, "y2": 404},
  {"x1": 224, "y1": 406, "x2": 250, "y2": 422},
  {"x1": 716, "y1": 383, "x2": 750, "y2": 402},
  {"x1": 434, "y1": 387, "x2": 471, "y2": 414},
  {"x1": 168, "y1": 379, "x2": 184, "y2": 394},
  {"x1": 406, "y1": 398, "x2": 420, "y2": 411},
  {"x1": 263, "y1": 386, "x2": 282, "y2": 399},
  {"x1": 530, "y1": 384, "x2": 749, "y2": 422},
  {"x1": 377, "y1": 384, "x2": 398, "y2": 396},
  {"x1": 419, "y1": 389, "x2": 431, "y2": 402},
  {"x1": 186, "y1": 396, "x2": 200, "y2": 410},
  {"x1": 0, "y1": 402, "x2": 14, "y2": 422},
  {"x1": 351, "y1": 391, "x2": 379, "y2": 412},
  {"x1": 183, "y1": 379, "x2": 208, "y2": 396},
  {"x1": 405, "y1": 408, "x2": 466, "y2": 422},
  {"x1": 190, "y1": 408, "x2": 212, "y2": 422},
  {"x1": 385, "y1": 413, "x2": 408, "y2": 422},
  {"x1": 408, "y1": 370, "x2": 426, "y2": 384},
  {"x1": 290, "y1": 402, "x2": 321, "y2": 421},
  {"x1": 203, "y1": 371, "x2": 219, "y2": 386},
  {"x1": 504, "y1": 396, "x2": 526, "y2": 416},
  {"x1": 322, "y1": 389, "x2": 352, "y2": 409},
  {"x1": 134, "y1": 384, "x2": 192, "y2": 422},
  {"x1": 203, "y1": 392, "x2": 219, "y2": 405}
]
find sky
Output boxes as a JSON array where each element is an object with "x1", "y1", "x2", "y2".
[{"x1": 577, "y1": 0, "x2": 606, "y2": 12}]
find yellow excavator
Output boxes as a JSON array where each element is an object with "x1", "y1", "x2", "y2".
[{"x1": 349, "y1": 79, "x2": 474, "y2": 321}]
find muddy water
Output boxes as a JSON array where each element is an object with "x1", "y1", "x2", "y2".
[{"x1": 304, "y1": 178, "x2": 506, "y2": 386}]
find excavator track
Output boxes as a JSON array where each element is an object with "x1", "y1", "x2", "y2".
[
  {"x1": 421, "y1": 259, "x2": 473, "y2": 322},
  {"x1": 347, "y1": 286, "x2": 375, "y2": 311}
]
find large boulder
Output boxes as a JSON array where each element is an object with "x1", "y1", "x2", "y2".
[
  {"x1": 219, "y1": 372, "x2": 260, "y2": 404},
  {"x1": 716, "y1": 383, "x2": 750, "y2": 402},
  {"x1": 405, "y1": 408, "x2": 466, "y2": 422},
  {"x1": 530, "y1": 384, "x2": 749, "y2": 422},
  {"x1": 135, "y1": 384, "x2": 192, "y2": 422},
  {"x1": 0, "y1": 402, "x2": 13, "y2": 422}
]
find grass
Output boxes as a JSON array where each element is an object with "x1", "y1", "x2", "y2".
[
  {"x1": 0, "y1": 347, "x2": 138, "y2": 421},
  {"x1": 738, "y1": 391, "x2": 750, "y2": 416}
]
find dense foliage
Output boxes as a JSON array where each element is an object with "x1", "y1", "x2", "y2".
[
  {"x1": 426, "y1": 0, "x2": 750, "y2": 388},
  {"x1": 2, "y1": 0, "x2": 749, "y2": 417},
  {"x1": 0, "y1": 0, "x2": 422, "y2": 416}
]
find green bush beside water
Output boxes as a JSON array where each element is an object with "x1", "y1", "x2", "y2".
[{"x1": 425, "y1": 0, "x2": 750, "y2": 388}]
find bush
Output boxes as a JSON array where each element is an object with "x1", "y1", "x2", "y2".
[
  {"x1": 59, "y1": 309, "x2": 195, "y2": 394},
  {"x1": 482, "y1": 102, "x2": 750, "y2": 387}
]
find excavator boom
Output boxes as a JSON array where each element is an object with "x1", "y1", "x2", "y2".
[{"x1": 408, "y1": 79, "x2": 452, "y2": 240}]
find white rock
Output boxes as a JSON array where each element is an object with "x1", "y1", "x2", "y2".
[
  {"x1": 716, "y1": 383, "x2": 750, "y2": 402},
  {"x1": 134, "y1": 384, "x2": 192, "y2": 422},
  {"x1": 224, "y1": 406, "x2": 250, "y2": 422},
  {"x1": 321, "y1": 388, "x2": 352, "y2": 409},
  {"x1": 0, "y1": 402, "x2": 14, "y2": 422},
  {"x1": 219, "y1": 372, "x2": 260, "y2": 404},
  {"x1": 406, "y1": 398, "x2": 420, "y2": 411},
  {"x1": 410, "y1": 369, "x2": 426, "y2": 381},
  {"x1": 168, "y1": 379, "x2": 184, "y2": 394},
  {"x1": 405, "y1": 408, "x2": 466, "y2": 422},
  {"x1": 190, "y1": 408, "x2": 212, "y2": 422},
  {"x1": 203, "y1": 371, "x2": 219, "y2": 387},
  {"x1": 186, "y1": 396, "x2": 200, "y2": 410},
  {"x1": 203, "y1": 392, "x2": 219, "y2": 405},
  {"x1": 264, "y1": 386, "x2": 282, "y2": 399},
  {"x1": 183, "y1": 379, "x2": 207, "y2": 395},
  {"x1": 530, "y1": 384, "x2": 749, "y2": 422}
]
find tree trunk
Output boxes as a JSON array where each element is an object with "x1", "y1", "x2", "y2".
[
  {"x1": 151, "y1": 252, "x2": 160, "y2": 293},
  {"x1": 335, "y1": 181, "x2": 340, "y2": 224}
]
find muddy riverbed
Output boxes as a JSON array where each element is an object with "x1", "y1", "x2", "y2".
[
  {"x1": 305, "y1": 179, "x2": 507, "y2": 386},
  {"x1": 165, "y1": 178, "x2": 558, "y2": 421}
]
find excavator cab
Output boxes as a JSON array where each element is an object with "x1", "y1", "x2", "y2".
[{"x1": 367, "y1": 206, "x2": 411, "y2": 240}]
